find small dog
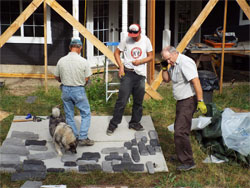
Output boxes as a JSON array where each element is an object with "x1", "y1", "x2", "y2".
[{"x1": 49, "y1": 107, "x2": 77, "y2": 156}]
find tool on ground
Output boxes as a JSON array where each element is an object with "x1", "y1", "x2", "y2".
[{"x1": 13, "y1": 116, "x2": 43, "y2": 122}]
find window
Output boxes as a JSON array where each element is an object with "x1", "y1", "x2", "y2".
[
  {"x1": 0, "y1": 0, "x2": 52, "y2": 44},
  {"x1": 239, "y1": 1, "x2": 250, "y2": 26}
]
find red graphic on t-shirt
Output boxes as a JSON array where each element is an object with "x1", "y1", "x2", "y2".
[{"x1": 131, "y1": 47, "x2": 142, "y2": 59}]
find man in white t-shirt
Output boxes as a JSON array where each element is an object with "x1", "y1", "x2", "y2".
[
  {"x1": 54, "y1": 39, "x2": 94, "y2": 146},
  {"x1": 161, "y1": 46, "x2": 207, "y2": 171},
  {"x1": 106, "y1": 24, "x2": 153, "y2": 135}
]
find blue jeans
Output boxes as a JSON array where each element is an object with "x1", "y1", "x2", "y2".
[
  {"x1": 61, "y1": 85, "x2": 91, "y2": 140},
  {"x1": 110, "y1": 71, "x2": 145, "y2": 128}
]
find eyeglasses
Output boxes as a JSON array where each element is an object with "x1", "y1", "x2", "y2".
[{"x1": 128, "y1": 30, "x2": 139, "y2": 34}]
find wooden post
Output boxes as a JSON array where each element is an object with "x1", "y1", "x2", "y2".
[
  {"x1": 44, "y1": 1, "x2": 48, "y2": 93},
  {"x1": 147, "y1": 0, "x2": 155, "y2": 85},
  {"x1": 148, "y1": 0, "x2": 219, "y2": 92},
  {"x1": 236, "y1": 0, "x2": 250, "y2": 20},
  {"x1": 219, "y1": 0, "x2": 228, "y2": 94},
  {"x1": 46, "y1": 0, "x2": 162, "y2": 100},
  {"x1": 0, "y1": 0, "x2": 44, "y2": 48}
]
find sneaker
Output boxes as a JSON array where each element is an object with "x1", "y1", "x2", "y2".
[
  {"x1": 78, "y1": 138, "x2": 94, "y2": 146},
  {"x1": 176, "y1": 163, "x2": 196, "y2": 171},
  {"x1": 106, "y1": 124, "x2": 116, "y2": 136},
  {"x1": 129, "y1": 123, "x2": 144, "y2": 131}
]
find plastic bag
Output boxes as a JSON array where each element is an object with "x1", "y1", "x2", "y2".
[
  {"x1": 221, "y1": 108, "x2": 250, "y2": 156},
  {"x1": 168, "y1": 116, "x2": 212, "y2": 132}
]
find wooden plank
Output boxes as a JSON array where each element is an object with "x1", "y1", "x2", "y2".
[
  {"x1": 0, "y1": 0, "x2": 44, "y2": 48},
  {"x1": 46, "y1": 0, "x2": 162, "y2": 100},
  {"x1": 149, "y1": 0, "x2": 219, "y2": 92},
  {"x1": 219, "y1": 0, "x2": 228, "y2": 94},
  {"x1": 44, "y1": 2, "x2": 48, "y2": 93},
  {"x1": 236, "y1": 0, "x2": 250, "y2": 20},
  {"x1": 0, "y1": 73, "x2": 54, "y2": 79},
  {"x1": 147, "y1": 0, "x2": 156, "y2": 85}
]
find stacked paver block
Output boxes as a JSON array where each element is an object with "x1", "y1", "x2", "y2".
[
  {"x1": 20, "y1": 181, "x2": 43, "y2": 188},
  {"x1": 11, "y1": 160, "x2": 47, "y2": 181}
]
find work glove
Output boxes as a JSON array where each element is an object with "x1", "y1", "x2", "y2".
[
  {"x1": 160, "y1": 60, "x2": 168, "y2": 71},
  {"x1": 197, "y1": 101, "x2": 207, "y2": 114}
]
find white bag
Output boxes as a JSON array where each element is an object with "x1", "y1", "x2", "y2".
[{"x1": 221, "y1": 108, "x2": 250, "y2": 156}]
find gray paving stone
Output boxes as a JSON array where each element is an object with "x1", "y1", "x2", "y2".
[
  {"x1": 11, "y1": 171, "x2": 46, "y2": 181},
  {"x1": 105, "y1": 152, "x2": 122, "y2": 161},
  {"x1": 22, "y1": 164, "x2": 46, "y2": 172},
  {"x1": 101, "y1": 147, "x2": 127, "y2": 154},
  {"x1": 148, "y1": 130, "x2": 159, "y2": 140},
  {"x1": 27, "y1": 152, "x2": 57, "y2": 160},
  {"x1": 146, "y1": 161, "x2": 155, "y2": 174},
  {"x1": 20, "y1": 180, "x2": 42, "y2": 188},
  {"x1": 135, "y1": 131, "x2": 147, "y2": 143},
  {"x1": 0, "y1": 167, "x2": 16, "y2": 173},
  {"x1": 11, "y1": 131, "x2": 39, "y2": 140},
  {"x1": 76, "y1": 160, "x2": 97, "y2": 166},
  {"x1": 131, "y1": 138, "x2": 137, "y2": 146},
  {"x1": 141, "y1": 136, "x2": 148, "y2": 144},
  {"x1": 124, "y1": 141, "x2": 132, "y2": 150},
  {"x1": 27, "y1": 145, "x2": 48, "y2": 151},
  {"x1": 0, "y1": 154, "x2": 21, "y2": 167},
  {"x1": 25, "y1": 140, "x2": 46, "y2": 146},
  {"x1": 2, "y1": 138, "x2": 25, "y2": 146},
  {"x1": 150, "y1": 139, "x2": 160, "y2": 147},
  {"x1": 78, "y1": 152, "x2": 101, "y2": 162},
  {"x1": 102, "y1": 161, "x2": 113, "y2": 172},
  {"x1": 138, "y1": 141, "x2": 149, "y2": 156},
  {"x1": 78, "y1": 164, "x2": 102, "y2": 172},
  {"x1": 47, "y1": 168, "x2": 65, "y2": 173},
  {"x1": 121, "y1": 153, "x2": 132, "y2": 164},
  {"x1": 131, "y1": 147, "x2": 140, "y2": 162},
  {"x1": 112, "y1": 163, "x2": 144, "y2": 172},
  {"x1": 61, "y1": 154, "x2": 77, "y2": 162},
  {"x1": 112, "y1": 160, "x2": 121, "y2": 165},
  {"x1": 146, "y1": 145, "x2": 156, "y2": 155},
  {"x1": 0, "y1": 145, "x2": 29, "y2": 156},
  {"x1": 64, "y1": 161, "x2": 77, "y2": 167},
  {"x1": 154, "y1": 146, "x2": 162, "y2": 152},
  {"x1": 23, "y1": 160, "x2": 44, "y2": 165}
]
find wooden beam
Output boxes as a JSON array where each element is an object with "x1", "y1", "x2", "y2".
[
  {"x1": 147, "y1": 0, "x2": 155, "y2": 85},
  {"x1": 148, "y1": 0, "x2": 219, "y2": 92},
  {"x1": 236, "y1": 0, "x2": 250, "y2": 20},
  {"x1": 219, "y1": 0, "x2": 228, "y2": 94},
  {"x1": 46, "y1": 0, "x2": 162, "y2": 100},
  {"x1": 0, "y1": 73, "x2": 54, "y2": 79},
  {"x1": 0, "y1": 0, "x2": 44, "y2": 48},
  {"x1": 44, "y1": 2, "x2": 48, "y2": 93}
]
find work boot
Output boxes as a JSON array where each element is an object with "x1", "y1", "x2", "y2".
[
  {"x1": 176, "y1": 163, "x2": 196, "y2": 171},
  {"x1": 106, "y1": 123, "x2": 117, "y2": 136},
  {"x1": 128, "y1": 123, "x2": 144, "y2": 131},
  {"x1": 78, "y1": 138, "x2": 94, "y2": 146}
]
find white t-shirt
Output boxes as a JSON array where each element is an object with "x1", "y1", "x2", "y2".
[
  {"x1": 54, "y1": 52, "x2": 92, "y2": 86},
  {"x1": 118, "y1": 34, "x2": 153, "y2": 77},
  {"x1": 168, "y1": 53, "x2": 198, "y2": 100}
]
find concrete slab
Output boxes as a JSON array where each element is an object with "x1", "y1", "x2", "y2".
[{"x1": 3, "y1": 115, "x2": 168, "y2": 173}]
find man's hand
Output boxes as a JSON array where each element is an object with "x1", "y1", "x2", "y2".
[
  {"x1": 132, "y1": 60, "x2": 141, "y2": 66},
  {"x1": 160, "y1": 60, "x2": 168, "y2": 71},
  {"x1": 197, "y1": 101, "x2": 207, "y2": 114},
  {"x1": 118, "y1": 67, "x2": 125, "y2": 78}
]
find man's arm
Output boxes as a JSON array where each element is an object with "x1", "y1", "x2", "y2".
[
  {"x1": 162, "y1": 70, "x2": 171, "y2": 83},
  {"x1": 55, "y1": 76, "x2": 61, "y2": 83},
  {"x1": 114, "y1": 48, "x2": 125, "y2": 78},
  {"x1": 132, "y1": 51, "x2": 153, "y2": 66},
  {"x1": 191, "y1": 77, "x2": 203, "y2": 101}
]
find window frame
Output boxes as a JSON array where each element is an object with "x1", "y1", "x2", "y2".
[
  {"x1": 239, "y1": 1, "x2": 250, "y2": 26},
  {"x1": 1, "y1": 0, "x2": 52, "y2": 44}
]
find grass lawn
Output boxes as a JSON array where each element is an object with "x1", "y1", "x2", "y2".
[{"x1": 0, "y1": 77, "x2": 249, "y2": 188}]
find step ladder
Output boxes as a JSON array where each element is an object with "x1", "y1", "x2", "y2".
[{"x1": 105, "y1": 42, "x2": 120, "y2": 102}]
